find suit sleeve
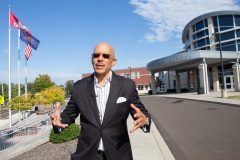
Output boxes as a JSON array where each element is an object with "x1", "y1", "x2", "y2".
[{"x1": 129, "y1": 81, "x2": 151, "y2": 133}]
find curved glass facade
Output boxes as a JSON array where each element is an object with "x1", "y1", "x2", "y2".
[
  {"x1": 183, "y1": 11, "x2": 240, "y2": 53},
  {"x1": 213, "y1": 15, "x2": 239, "y2": 51}
]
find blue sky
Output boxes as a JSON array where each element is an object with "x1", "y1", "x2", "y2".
[{"x1": 0, "y1": 0, "x2": 240, "y2": 85}]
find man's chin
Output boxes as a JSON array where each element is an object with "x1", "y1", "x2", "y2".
[
  {"x1": 95, "y1": 70, "x2": 109, "y2": 77},
  {"x1": 95, "y1": 71, "x2": 105, "y2": 76}
]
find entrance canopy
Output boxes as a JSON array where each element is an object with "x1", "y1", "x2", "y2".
[{"x1": 147, "y1": 50, "x2": 240, "y2": 73}]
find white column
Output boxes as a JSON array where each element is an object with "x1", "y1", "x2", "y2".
[
  {"x1": 150, "y1": 73, "x2": 156, "y2": 95},
  {"x1": 203, "y1": 62, "x2": 209, "y2": 94},
  {"x1": 212, "y1": 66, "x2": 220, "y2": 92},
  {"x1": 198, "y1": 63, "x2": 209, "y2": 94},
  {"x1": 208, "y1": 17, "x2": 215, "y2": 51},
  {"x1": 232, "y1": 63, "x2": 240, "y2": 92}
]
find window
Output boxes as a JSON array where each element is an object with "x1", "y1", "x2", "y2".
[
  {"x1": 204, "y1": 19, "x2": 208, "y2": 27},
  {"x1": 235, "y1": 15, "x2": 240, "y2": 27},
  {"x1": 195, "y1": 39, "x2": 206, "y2": 48},
  {"x1": 173, "y1": 80, "x2": 176, "y2": 89},
  {"x1": 159, "y1": 71, "x2": 164, "y2": 78},
  {"x1": 219, "y1": 15, "x2": 234, "y2": 31},
  {"x1": 131, "y1": 72, "x2": 136, "y2": 79},
  {"x1": 206, "y1": 37, "x2": 210, "y2": 44},
  {"x1": 193, "y1": 19, "x2": 208, "y2": 32},
  {"x1": 195, "y1": 20, "x2": 204, "y2": 31},
  {"x1": 198, "y1": 39, "x2": 206, "y2": 47},
  {"x1": 195, "y1": 31, "x2": 205, "y2": 39},
  {"x1": 237, "y1": 40, "x2": 240, "y2": 51},
  {"x1": 212, "y1": 15, "x2": 235, "y2": 32},
  {"x1": 138, "y1": 85, "x2": 143, "y2": 90},
  {"x1": 236, "y1": 29, "x2": 240, "y2": 38},
  {"x1": 216, "y1": 41, "x2": 236, "y2": 51},
  {"x1": 208, "y1": 67, "x2": 213, "y2": 90},
  {"x1": 137, "y1": 72, "x2": 140, "y2": 78},
  {"x1": 145, "y1": 85, "x2": 148, "y2": 90},
  {"x1": 221, "y1": 31, "x2": 235, "y2": 41},
  {"x1": 213, "y1": 16, "x2": 219, "y2": 32}
]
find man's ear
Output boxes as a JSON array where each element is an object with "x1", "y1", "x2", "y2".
[{"x1": 112, "y1": 59, "x2": 117, "y2": 66}]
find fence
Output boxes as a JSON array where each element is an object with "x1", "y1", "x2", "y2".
[{"x1": 0, "y1": 112, "x2": 52, "y2": 151}]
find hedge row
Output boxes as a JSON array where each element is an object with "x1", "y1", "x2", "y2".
[{"x1": 49, "y1": 123, "x2": 80, "y2": 143}]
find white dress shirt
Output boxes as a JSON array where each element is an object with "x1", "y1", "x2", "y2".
[{"x1": 94, "y1": 71, "x2": 112, "y2": 151}]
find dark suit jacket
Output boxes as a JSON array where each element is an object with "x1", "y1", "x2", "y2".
[{"x1": 57, "y1": 72, "x2": 151, "y2": 160}]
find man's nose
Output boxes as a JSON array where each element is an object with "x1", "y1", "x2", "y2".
[{"x1": 97, "y1": 55, "x2": 104, "y2": 61}]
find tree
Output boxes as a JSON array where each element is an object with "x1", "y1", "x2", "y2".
[
  {"x1": 31, "y1": 85, "x2": 65, "y2": 107},
  {"x1": 0, "y1": 82, "x2": 8, "y2": 102},
  {"x1": 7, "y1": 94, "x2": 32, "y2": 116},
  {"x1": 33, "y1": 74, "x2": 55, "y2": 93},
  {"x1": 11, "y1": 83, "x2": 25, "y2": 98},
  {"x1": 65, "y1": 80, "x2": 74, "y2": 97},
  {"x1": 1, "y1": 83, "x2": 25, "y2": 103},
  {"x1": 27, "y1": 82, "x2": 36, "y2": 95}
]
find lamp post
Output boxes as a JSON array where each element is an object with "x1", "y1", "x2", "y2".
[
  {"x1": 128, "y1": 67, "x2": 131, "y2": 79},
  {"x1": 213, "y1": 32, "x2": 227, "y2": 97}
]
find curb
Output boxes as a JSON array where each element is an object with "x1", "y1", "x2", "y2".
[{"x1": 151, "y1": 121, "x2": 175, "y2": 160}]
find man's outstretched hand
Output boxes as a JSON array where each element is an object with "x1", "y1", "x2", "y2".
[
  {"x1": 130, "y1": 103, "x2": 147, "y2": 133},
  {"x1": 51, "y1": 102, "x2": 68, "y2": 128}
]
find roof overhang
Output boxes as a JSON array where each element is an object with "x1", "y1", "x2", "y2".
[{"x1": 146, "y1": 50, "x2": 240, "y2": 73}]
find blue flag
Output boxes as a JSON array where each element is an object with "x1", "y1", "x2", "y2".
[{"x1": 20, "y1": 30, "x2": 40, "y2": 50}]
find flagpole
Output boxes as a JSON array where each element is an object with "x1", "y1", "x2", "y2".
[
  {"x1": 18, "y1": 30, "x2": 20, "y2": 96},
  {"x1": 8, "y1": 4, "x2": 12, "y2": 128},
  {"x1": 18, "y1": 29, "x2": 21, "y2": 122},
  {"x1": 25, "y1": 57, "x2": 27, "y2": 99}
]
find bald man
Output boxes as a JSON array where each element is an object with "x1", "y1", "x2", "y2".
[{"x1": 51, "y1": 42, "x2": 151, "y2": 160}]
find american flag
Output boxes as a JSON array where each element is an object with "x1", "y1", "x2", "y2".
[{"x1": 25, "y1": 44, "x2": 32, "y2": 60}]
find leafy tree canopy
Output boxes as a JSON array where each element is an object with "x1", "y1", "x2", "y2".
[
  {"x1": 31, "y1": 85, "x2": 65, "y2": 106},
  {"x1": 33, "y1": 74, "x2": 55, "y2": 93},
  {"x1": 65, "y1": 80, "x2": 74, "y2": 97},
  {"x1": 7, "y1": 94, "x2": 32, "y2": 111}
]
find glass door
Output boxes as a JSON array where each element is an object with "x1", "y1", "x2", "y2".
[{"x1": 224, "y1": 75, "x2": 234, "y2": 91}]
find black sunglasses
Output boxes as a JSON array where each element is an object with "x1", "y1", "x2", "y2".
[{"x1": 92, "y1": 53, "x2": 112, "y2": 59}]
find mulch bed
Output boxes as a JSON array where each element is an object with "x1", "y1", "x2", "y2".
[{"x1": 11, "y1": 139, "x2": 78, "y2": 160}]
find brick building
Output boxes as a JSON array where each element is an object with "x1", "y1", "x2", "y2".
[{"x1": 82, "y1": 67, "x2": 151, "y2": 94}]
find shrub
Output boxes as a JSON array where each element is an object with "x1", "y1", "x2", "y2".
[
  {"x1": 49, "y1": 123, "x2": 80, "y2": 143},
  {"x1": 148, "y1": 90, "x2": 153, "y2": 95}
]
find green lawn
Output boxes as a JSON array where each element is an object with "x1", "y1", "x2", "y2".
[{"x1": 227, "y1": 95, "x2": 240, "y2": 100}]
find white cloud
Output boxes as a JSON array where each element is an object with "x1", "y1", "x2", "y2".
[{"x1": 130, "y1": 0, "x2": 240, "y2": 42}]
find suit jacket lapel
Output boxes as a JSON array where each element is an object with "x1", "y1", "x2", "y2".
[
  {"x1": 86, "y1": 75, "x2": 101, "y2": 125},
  {"x1": 102, "y1": 73, "x2": 120, "y2": 126}
]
